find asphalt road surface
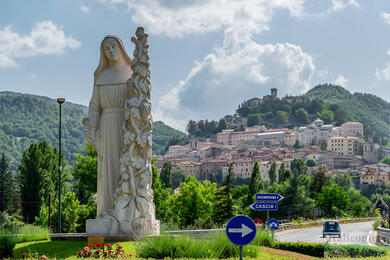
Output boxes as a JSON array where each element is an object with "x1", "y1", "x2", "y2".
[{"x1": 275, "y1": 221, "x2": 375, "y2": 245}]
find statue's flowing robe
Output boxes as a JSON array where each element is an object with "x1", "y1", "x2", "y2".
[{"x1": 88, "y1": 66, "x2": 132, "y2": 218}]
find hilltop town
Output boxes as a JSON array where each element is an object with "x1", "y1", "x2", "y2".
[{"x1": 155, "y1": 89, "x2": 390, "y2": 189}]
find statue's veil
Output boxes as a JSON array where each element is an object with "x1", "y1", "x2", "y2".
[{"x1": 94, "y1": 35, "x2": 132, "y2": 84}]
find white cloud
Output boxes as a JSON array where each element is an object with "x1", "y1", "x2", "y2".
[
  {"x1": 376, "y1": 64, "x2": 390, "y2": 81},
  {"x1": 334, "y1": 74, "x2": 348, "y2": 86},
  {"x1": 80, "y1": 5, "x2": 91, "y2": 13},
  {"x1": 330, "y1": 0, "x2": 359, "y2": 12},
  {"x1": 157, "y1": 41, "x2": 315, "y2": 130},
  {"x1": 381, "y1": 12, "x2": 390, "y2": 25},
  {"x1": 0, "y1": 21, "x2": 81, "y2": 68}
]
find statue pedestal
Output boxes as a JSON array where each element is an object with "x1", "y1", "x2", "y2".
[{"x1": 86, "y1": 218, "x2": 160, "y2": 238}]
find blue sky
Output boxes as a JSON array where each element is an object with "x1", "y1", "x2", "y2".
[{"x1": 1, "y1": 0, "x2": 390, "y2": 131}]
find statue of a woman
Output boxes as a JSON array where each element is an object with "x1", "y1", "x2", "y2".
[{"x1": 83, "y1": 35, "x2": 132, "y2": 218}]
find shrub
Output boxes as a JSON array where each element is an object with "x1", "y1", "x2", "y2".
[
  {"x1": 273, "y1": 241, "x2": 325, "y2": 257},
  {"x1": 137, "y1": 232, "x2": 257, "y2": 259},
  {"x1": 252, "y1": 230, "x2": 275, "y2": 247},
  {"x1": 325, "y1": 244, "x2": 387, "y2": 258},
  {"x1": 15, "y1": 225, "x2": 49, "y2": 243},
  {"x1": 0, "y1": 229, "x2": 16, "y2": 258}
]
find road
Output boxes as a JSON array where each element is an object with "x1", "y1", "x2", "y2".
[{"x1": 275, "y1": 221, "x2": 375, "y2": 245}]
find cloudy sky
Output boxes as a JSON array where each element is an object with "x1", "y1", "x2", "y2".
[{"x1": 1, "y1": 0, "x2": 390, "y2": 131}]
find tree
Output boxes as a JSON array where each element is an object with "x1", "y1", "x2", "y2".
[
  {"x1": 160, "y1": 162, "x2": 172, "y2": 189},
  {"x1": 295, "y1": 108, "x2": 309, "y2": 125},
  {"x1": 171, "y1": 170, "x2": 186, "y2": 190},
  {"x1": 151, "y1": 162, "x2": 173, "y2": 223},
  {"x1": 291, "y1": 158, "x2": 307, "y2": 176},
  {"x1": 186, "y1": 120, "x2": 197, "y2": 136},
  {"x1": 278, "y1": 163, "x2": 291, "y2": 183},
  {"x1": 380, "y1": 157, "x2": 390, "y2": 165},
  {"x1": 214, "y1": 163, "x2": 234, "y2": 224},
  {"x1": 246, "y1": 161, "x2": 262, "y2": 206},
  {"x1": 309, "y1": 167, "x2": 331, "y2": 199},
  {"x1": 0, "y1": 153, "x2": 14, "y2": 212},
  {"x1": 348, "y1": 188, "x2": 371, "y2": 217},
  {"x1": 72, "y1": 142, "x2": 97, "y2": 204},
  {"x1": 268, "y1": 161, "x2": 277, "y2": 185},
  {"x1": 276, "y1": 110, "x2": 289, "y2": 125},
  {"x1": 317, "y1": 184, "x2": 350, "y2": 217},
  {"x1": 318, "y1": 109, "x2": 334, "y2": 124},
  {"x1": 247, "y1": 113, "x2": 261, "y2": 127},
  {"x1": 319, "y1": 141, "x2": 327, "y2": 151},
  {"x1": 306, "y1": 158, "x2": 317, "y2": 167},
  {"x1": 19, "y1": 141, "x2": 63, "y2": 223},
  {"x1": 216, "y1": 118, "x2": 228, "y2": 133},
  {"x1": 334, "y1": 173, "x2": 353, "y2": 192}
]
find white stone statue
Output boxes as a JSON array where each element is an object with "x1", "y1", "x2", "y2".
[{"x1": 84, "y1": 28, "x2": 159, "y2": 237}]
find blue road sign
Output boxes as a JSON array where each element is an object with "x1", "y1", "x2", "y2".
[
  {"x1": 267, "y1": 218, "x2": 279, "y2": 231},
  {"x1": 249, "y1": 202, "x2": 278, "y2": 211},
  {"x1": 256, "y1": 193, "x2": 284, "y2": 201},
  {"x1": 226, "y1": 215, "x2": 256, "y2": 246}
]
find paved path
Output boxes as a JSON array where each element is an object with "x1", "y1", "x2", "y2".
[{"x1": 275, "y1": 221, "x2": 375, "y2": 245}]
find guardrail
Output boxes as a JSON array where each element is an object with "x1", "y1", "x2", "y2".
[
  {"x1": 378, "y1": 227, "x2": 390, "y2": 245},
  {"x1": 164, "y1": 217, "x2": 377, "y2": 237}
]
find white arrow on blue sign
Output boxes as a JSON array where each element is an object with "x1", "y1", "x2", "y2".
[
  {"x1": 256, "y1": 193, "x2": 284, "y2": 201},
  {"x1": 226, "y1": 215, "x2": 256, "y2": 246},
  {"x1": 250, "y1": 202, "x2": 278, "y2": 211}
]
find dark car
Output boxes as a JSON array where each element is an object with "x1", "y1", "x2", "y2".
[{"x1": 323, "y1": 220, "x2": 341, "y2": 238}]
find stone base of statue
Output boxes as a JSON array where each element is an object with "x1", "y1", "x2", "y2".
[{"x1": 86, "y1": 217, "x2": 160, "y2": 238}]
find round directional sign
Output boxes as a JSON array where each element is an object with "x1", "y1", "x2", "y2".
[
  {"x1": 226, "y1": 215, "x2": 256, "y2": 246},
  {"x1": 267, "y1": 218, "x2": 279, "y2": 231}
]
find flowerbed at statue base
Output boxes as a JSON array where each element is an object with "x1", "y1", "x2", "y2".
[{"x1": 77, "y1": 243, "x2": 132, "y2": 258}]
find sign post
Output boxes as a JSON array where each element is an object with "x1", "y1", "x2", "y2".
[
  {"x1": 250, "y1": 193, "x2": 284, "y2": 231},
  {"x1": 226, "y1": 215, "x2": 256, "y2": 260},
  {"x1": 267, "y1": 218, "x2": 280, "y2": 239}
]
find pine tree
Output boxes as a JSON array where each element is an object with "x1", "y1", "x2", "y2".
[
  {"x1": 246, "y1": 161, "x2": 262, "y2": 206},
  {"x1": 160, "y1": 162, "x2": 172, "y2": 189},
  {"x1": 0, "y1": 153, "x2": 14, "y2": 212},
  {"x1": 214, "y1": 163, "x2": 234, "y2": 224},
  {"x1": 268, "y1": 161, "x2": 277, "y2": 185},
  {"x1": 278, "y1": 162, "x2": 285, "y2": 183}
]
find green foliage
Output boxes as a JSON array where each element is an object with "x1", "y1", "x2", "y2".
[
  {"x1": 186, "y1": 119, "x2": 218, "y2": 137},
  {"x1": 309, "y1": 167, "x2": 331, "y2": 199},
  {"x1": 275, "y1": 110, "x2": 289, "y2": 124},
  {"x1": 316, "y1": 184, "x2": 350, "y2": 217},
  {"x1": 324, "y1": 244, "x2": 386, "y2": 258},
  {"x1": 252, "y1": 230, "x2": 275, "y2": 247},
  {"x1": 380, "y1": 156, "x2": 390, "y2": 165},
  {"x1": 246, "y1": 161, "x2": 262, "y2": 207},
  {"x1": 18, "y1": 141, "x2": 65, "y2": 223},
  {"x1": 333, "y1": 173, "x2": 353, "y2": 192},
  {"x1": 171, "y1": 170, "x2": 186, "y2": 190},
  {"x1": 278, "y1": 163, "x2": 291, "y2": 183},
  {"x1": 34, "y1": 191, "x2": 96, "y2": 233},
  {"x1": 153, "y1": 121, "x2": 186, "y2": 155},
  {"x1": 348, "y1": 188, "x2": 371, "y2": 217},
  {"x1": 174, "y1": 176, "x2": 217, "y2": 227},
  {"x1": 137, "y1": 232, "x2": 257, "y2": 259},
  {"x1": 72, "y1": 142, "x2": 97, "y2": 204},
  {"x1": 317, "y1": 108, "x2": 334, "y2": 124},
  {"x1": 216, "y1": 118, "x2": 228, "y2": 132},
  {"x1": 268, "y1": 161, "x2": 277, "y2": 185},
  {"x1": 247, "y1": 113, "x2": 261, "y2": 127},
  {"x1": 273, "y1": 241, "x2": 325, "y2": 257},
  {"x1": 295, "y1": 108, "x2": 310, "y2": 125},
  {"x1": 0, "y1": 229, "x2": 16, "y2": 258},
  {"x1": 151, "y1": 163, "x2": 174, "y2": 223},
  {"x1": 0, "y1": 153, "x2": 15, "y2": 213},
  {"x1": 13, "y1": 225, "x2": 49, "y2": 243},
  {"x1": 214, "y1": 163, "x2": 234, "y2": 224},
  {"x1": 160, "y1": 162, "x2": 172, "y2": 189}
]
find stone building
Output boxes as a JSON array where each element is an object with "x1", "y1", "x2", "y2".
[{"x1": 327, "y1": 136, "x2": 362, "y2": 156}]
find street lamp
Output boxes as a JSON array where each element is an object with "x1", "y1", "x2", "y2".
[{"x1": 56, "y1": 98, "x2": 65, "y2": 233}]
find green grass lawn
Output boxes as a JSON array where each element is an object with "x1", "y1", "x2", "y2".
[{"x1": 12, "y1": 240, "x2": 390, "y2": 259}]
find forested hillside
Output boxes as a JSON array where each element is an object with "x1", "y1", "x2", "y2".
[
  {"x1": 305, "y1": 84, "x2": 390, "y2": 142},
  {"x1": 0, "y1": 92, "x2": 185, "y2": 169}
]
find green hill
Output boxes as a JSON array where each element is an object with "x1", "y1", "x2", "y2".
[
  {"x1": 305, "y1": 84, "x2": 390, "y2": 140},
  {"x1": 0, "y1": 91, "x2": 185, "y2": 169}
]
